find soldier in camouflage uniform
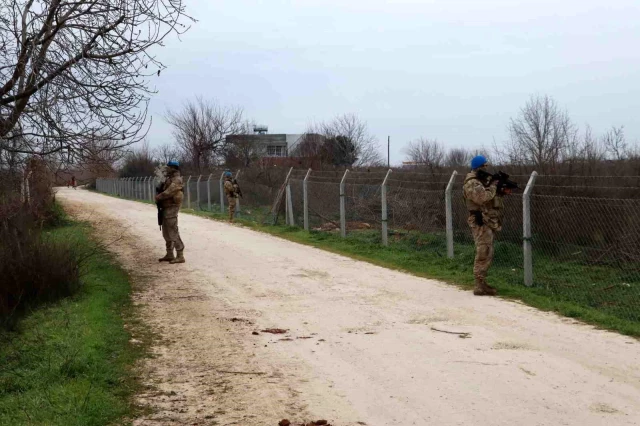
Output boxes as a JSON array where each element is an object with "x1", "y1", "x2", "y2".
[
  {"x1": 156, "y1": 161, "x2": 185, "y2": 264},
  {"x1": 223, "y1": 171, "x2": 240, "y2": 222},
  {"x1": 463, "y1": 155, "x2": 503, "y2": 296}
]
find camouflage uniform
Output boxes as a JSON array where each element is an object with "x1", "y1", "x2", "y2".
[
  {"x1": 463, "y1": 171, "x2": 503, "y2": 295},
  {"x1": 157, "y1": 168, "x2": 185, "y2": 262},
  {"x1": 223, "y1": 177, "x2": 239, "y2": 222}
]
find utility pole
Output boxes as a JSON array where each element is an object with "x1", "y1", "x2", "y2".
[{"x1": 387, "y1": 136, "x2": 390, "y2": 168}]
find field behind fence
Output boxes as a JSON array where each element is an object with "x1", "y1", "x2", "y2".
[{"x1": 97, "y1": 168, "x2": 640, "y2": 324}]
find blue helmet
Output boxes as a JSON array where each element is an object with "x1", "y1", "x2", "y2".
[
  {"x1": 167, "y1": 160, "x2": 179, "y2": 168},
  {"x1": 470, "y1": 155, "x2": 488, "y2": 170},
  {"x1": 223, "y1": 170, "x2": 232, "y2": 177}
]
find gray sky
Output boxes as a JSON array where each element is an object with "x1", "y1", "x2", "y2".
[{"x1": 145, "y1": 0, "x2": 640, "y2": 166}]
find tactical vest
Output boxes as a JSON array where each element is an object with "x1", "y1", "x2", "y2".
[
  {"x1": 463, "y1": 175, "x2": 484, "y2": 211},
  {"x1": 463, "y1": 175, "x2": 504, "y2": 214}
]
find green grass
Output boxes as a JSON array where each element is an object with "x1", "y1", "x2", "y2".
[{"x1": 0, "y1": 219, "x2": 146, "y2": 425}]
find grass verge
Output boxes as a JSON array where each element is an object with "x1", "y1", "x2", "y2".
[{"x1": 0, "y1": 216, "x2": 146, "y2": 425}]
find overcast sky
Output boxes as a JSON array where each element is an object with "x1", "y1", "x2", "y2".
[{"x1": 145, "y1": 0, "x2": 640, "y2": 165}]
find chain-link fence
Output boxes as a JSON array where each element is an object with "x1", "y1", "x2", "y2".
[{"x1": 96, "y1": 169, "x2": 640, "y2": 323}]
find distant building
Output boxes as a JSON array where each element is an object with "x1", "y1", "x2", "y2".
[{"x1": 225, "y1": 125, "x2": 314, "y2": 158}]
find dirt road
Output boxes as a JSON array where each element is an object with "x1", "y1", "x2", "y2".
[{"x1": 58, "y1": 188, "x2": 640, "y2": 426}]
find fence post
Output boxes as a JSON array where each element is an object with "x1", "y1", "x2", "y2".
[
  {"x1": 186, "y1": 176, "x2": 192, "y2": 208},
  {"x1": 340, "y1": 169, "x2": 350, "y2": 238},
  {"x1": 219, "y1": 172, "x2": 225, "y2": 214},
  {"x1": 523, "y1": 171, "x2": 538, "y2": 287},
  {"x1": 149, "y1": 177, "x2": 155, "y2": 202},
  {"x1": 445, "y1": 170, "x2": 458, "y2": 259},
  {"x1": 286, "y1": 181, "x2": 294, "y2": 226},
  {"x1": 207, "y1": 174, "x2": 212, "y2": 211},
  {"x1": 196, "y1": 175, "x2": 202, "y2": 210},
  {"x1": 303, "y1": 169, "x2": 312, "y2": 231},
  {"x1": 381, "y1": 169, "x2": 392, "y2": 246},
  {"x1": 235, "y1": 169, "x2": 241, "y2": 215}
]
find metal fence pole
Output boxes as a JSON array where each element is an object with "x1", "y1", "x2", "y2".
[
  {"x1": 149, "y1": 177, "x2": 155, "y2": 202},
  {"x1": 523, "y1": 171, "x2": 538, "y2": 287},
  {"x1": 303, "y1": 169, "x2": 312, "y2": 231},
  {"x1": 196, "y1": 175, "x2": 202, "y2": 210},
  {"x1": 207, "y1": 174, "x2": 212, "y2": 211},
  {"x1": 219, "y1": 172, "x2": 225, "y2": 214},
  {"x1": 340, "y1": 169, "x2": 350, "y2": 238},
  {"x1": 186, "y1": 176, "x2": 192, "y2": 209},
  {"x1": 286, "y1": 181, "x2": 294, "y2": 226},
  {"x1": 381, "y1": 169, "x2": 392, "y2": 246},
  {"x1": 445, "y1": 170, "x2": 458, "y2": 259}
]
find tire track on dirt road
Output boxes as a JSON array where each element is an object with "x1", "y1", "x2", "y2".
[{"x1": 59, "y1": 188, "x2": 640, "y2": 426}]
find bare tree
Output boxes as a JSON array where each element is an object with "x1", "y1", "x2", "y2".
[
  {"x1": 119, "y1": 140, "x2": 156, "y2": 177},
  {"x1": 445, "y1": 147, "x2": 472, "y2": 169},
  {"x1": 0, "y1": 0, "x2": 192, "y2": 164},
  {"x1": 404, "y1": 138, "x2": 445, "y2": 172},
  {"x1": 165, "y1": 98, "x2": 244, "y2": 173},
  {"x1": 602, "y1": 125, "x2": 627, "y2": 161},
  {"x1": 290, "y1": 130, "x2": 326, "y2": 161},
  {"x1": 154, "y1": 142, "x2": 180, "y2": 166},
  {"x1": 221, "y1": 121, "x2": 266, "y2": 167},
  {"x1": 505, "y1": 94, "x2": 577, "y2": 173},
  {"x1": 310, "y1": 114, "x2": 382, "y2": 167}
]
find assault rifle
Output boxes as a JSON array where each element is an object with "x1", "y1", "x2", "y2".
[
  {"x1": 155, "y1": 183, "x2": 164, "y2": 230},
  {"x1": 478, "y1": 170, "x2": 519, "y2": 194},
  {"x1": 232, "y1": 178, "x2": 243, "y2": 198}
]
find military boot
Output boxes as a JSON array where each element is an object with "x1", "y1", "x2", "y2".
[
  {"x1": 158, "y1": 250, "x2": 174, "y2": 262},
  {"x1": 473, "y1": 277, "x2": 497, "y2": 296},
  {"x1": 483, "y1": 279, "x2": 498, "y2": 294},
  {"x1": 170, "y1": 250, "x2": 185, "y2": 264}
]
